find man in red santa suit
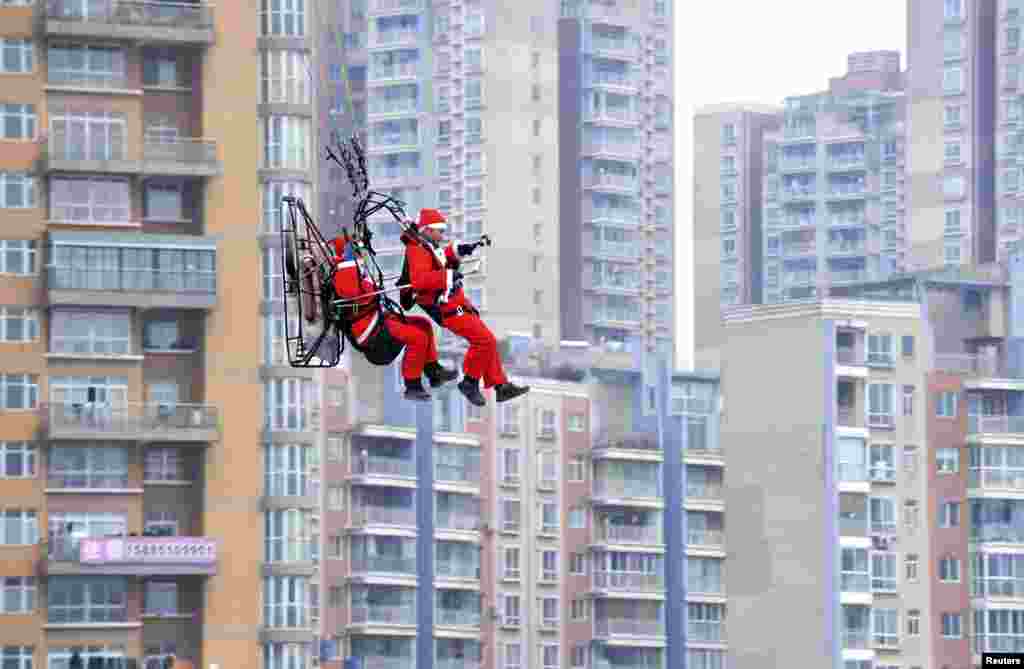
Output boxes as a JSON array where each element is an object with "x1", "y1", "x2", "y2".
[
  {"x1": 333, "y1": 236, "x2": 457, "y2": 401},
  {"x1": 401, "y1": 208, "x2": 529, "y2": 407}
]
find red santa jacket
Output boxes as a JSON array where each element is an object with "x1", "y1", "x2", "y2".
[
  {"x1": 401, "y1": 233, "x2": 475, "y2": 314},
  {"x1": 333, "y1": 256, "x2": 381, "y2": 345}
]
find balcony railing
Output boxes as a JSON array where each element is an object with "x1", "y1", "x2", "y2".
[
  {"x1": 975, "y1": 635, "x2": 1024, "y2": 653},
  {"x1": 595, "y1": 618, "x2": 665, "y2": 637},
  {"x1": 435, "y1": 464, "x2": 480, "y2": 485},
  {"x1": 781, "y1": 187, "x2": 816, "y2": 200},
  {"x1": 686, "y1": 482, "x2": 723, "y2": 502},
  {"x1": 828, "y1": 240, "x2": 866, "y2": 255},
  {"x1": 779, "y1": 157, "x2": 816, "y2": 171},
  {"x1": 837, "y1": 463, "x2": 867, "y2": 483},
  {"x1": 370, "y1": 63, "x2": 418, "y2": 81},
  {"x1": 436, "y1": 511, "x2": 482, "y2": 532},
  {"x1": 594, "y1": 478, "x2": 662, "y2": 499},
  {"x1": 436, "y1": 561, "x2": 480, "y2": 579},
  {"x1": 972, "y1": 525, "x2": 1024, "y2": 543},
  {"x1": 840, "y1": 573, "x2": 870, "y2": 592},
  {"x1": 685, "y1": 443, "x2": 724, "y2": 458},
  {"x1": 47, "y1": 71, "x2": 130, "y2": 89},
  {"x1": 588, "y1": 71, "x2": 635, "y2": 88},
  {"x1": 688, "y1": 621, "x2": 726, "y2": 643},
  {"x1": 48, "y1": 267, "x2": 217, "y2": 294},
  {"x1": 370, "y1": 0, "x2": 423, "y2": 13},
  {"x1": 351, "y1": 556, "x2": 416, "y2": 575},
  {"x1": 870, "y1": 465, "x2": 896, "y2": 482},
  {"x1": 593, "y1": 571, "x2": 664, "y2": 591},
  {"x1": 598, "y1": 524, "x2": 661, "y2": 544},
  {"x1": 46, "y1": 0, "x2": 215, "y2": 30},
  {"x1": 687, "y1": 529, "x2": 724, "y2": 548},
  {"x1": 374, "y1": 29, "x2": 419, "y2": 46},
  {"x1": 587, "y1": 173, "x2": 639, "y2": 190},
  {"x1": 589, "y1": 38, "x2": 638, "y2": 59},
  {"x1": 354, "y1": 455, "x2": 416, "y2": 477},
  {"x1": 42, "y1": 402, "x2": 219, "y2": 440},
  {"x1": 435, "y1": 661, "x2": 480, "y2": 669},
  {"x1": 828, "y1": 155, "x2": 866, "y2": 169},
  {"x1": 143, "y1": 137, "x2": 219, "y2": 167},
  {"x1": 350, "y1": 604, "x2": 416, "y2": 625},
  {"x1": 584, "y1": 108, "x2": 637, "y2": 124},
  {"x1": 356, "y1": 658, "x2": 414, "y2": 669},
  {"x1": 688, "y1": 580, "x2": 724, "y2": 596},
  {"x1": 972, "y1": 577, "x2": 1024, "y2": 598},
  {"x1": 970, "y1": 467, "x2": 1024, "y2": 491},
  {"x1": 370, "y1": 133, "x2": 419, "y2": 149},
  {"x1": 583, "y1": 139, "x2": 640, "y2": 159},
  {"x1": 837, "y1": 406, "x2": 858, "y2": 427},
  {"x1": 831, "y1": 269, "x2": 869, "y2": 283},
  {"x1": 842, "y1": 630, "x2": 869, "y2": 649},
  {"x1": 969, "y1": 415, "x2": 1024, "y2": 435},
  {"x1": 435, "y1": 609, "x2": 480, "y2": 626},
  {"x1": 586, "y1": 241, "x2": 639, "y2": 260},
  {"x1": 47, "y1": 472, "x2": 130, "y2": 490},
  {"x1": 352, "y1": 506, "x2": 416, "y2": 527}
]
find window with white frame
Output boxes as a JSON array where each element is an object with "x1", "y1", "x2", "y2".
[
  {"x1": 326, "y1": 484, "x2": 344, "y2": 511},
  {"x1": 264, "y1": 379, "x2": 317, "y2": 431},
  {"x1": 0, "y1": 375, "x2": 38, "y2": 410},
  {"x1": 571, "y1": 645, "x2": 587, "y2": 668},
  {"x1": 937, "y1": 391, "x2": 958, "y2": 417},
  {"x1": 49, "y1": 446, "x2": 129, "y2": 490},
  {"x1": 144, "y1": 447, "x2": 185, "y2": 482},
  {"x1": 944, "y1": 175, "x2": 966, "y2": 199},
  {"x1": 539, "y1": 501, "x2": 558, "y2": 533},
  {"x1": 50, "y1": 178, "x2": 131, "y2": 224},
  {"x1": 870, "y1": 497, "x2": 896, "y2": 534},
  {"x1": 568, "y1": 456, "x2": 585, "y2": 482},
  {"x1": 49, "y1": 109, "x2": 125, "y2": 160},
  {"x1": 465, "y1": 150, "x2": 483, "y2": 176},
  {"x1": 944, "y1": 139, "x2": 962, "y2": 164},
  {"x1": 48, "y1": 44, "x2": 125, "y2": 87},
  {"x1": 538, "y1": 451, "x2": 557, "y2": 488},
  {"x1": 466, "y1": 116, "x2": 483, "y2": 143},
  {"x1": 871, "y1": 553, "x2": 897, "y2": 591},
  {"x1": 541, "y1": 550, "x2": 558, "y2": 582},
  {"x1": 941, "y1": 611, "x2": 962, "y2": 638},
  {"x1": 1, "y1": 39, "x2": 33, "y2": 73},
  {"x1": 0, "y1": 443, "x2": 35, "y2": 479},
  {"x1": 49, "y1": 310, "x2": 131, "y2": 356},
  {"x1": 944, "y1": 66, "x2": 964, "y2": 94},
  {"x1": 939, "y1": 555, "x2": 961, "y2": 582},
  {"x1": 500, "y1": 448, "x2": 520, "y2": 482},
  {"x1": 867, "y1": 383, "x2": 894, "y2": 427},
  {"x1": 502, "y1": 642, "x2": 521, "y2": 669},
  {"x1": 465, "y1": 11, "x2": 484, "y2": 38},
  {"x1": 0, "y1": 308, "x2": 39, "y2": 343},
  {"x1": 260, "y1": 50, "x2": 310, "y2": 105},
  {"x1": 143, "y1": 580, "x2": 178, "y2": 615},
  {"x1": 0, "y1": 241, "x2": 36, "y2": 275},
  {"x1": 540, "y1": 598, "x2": 558, "y2": 627},
  {"x1": 570, "y1": 598, "x2": 589, "y2": 621},
  {"x1": 568, "y1": 506, "x2": 585, "y2": 528},
  {"x1": 260, "y1": 0, "x2": 305, "y2": 36},
  {"x1": 937, "y1": 447, "x2": 959, "y2": 473},
  {"x1": 265, "y1": 509, "x2": 314, "y2": 563},
  {"x1": 263, "y1": 576, "x2": 309, "y2": 628},
  {"x1": 48, "y1": 577, "x2": 127, "y2": 623},
  {"x1": 905, "y1": 609, "x2": 921, "y2": 636},
  {"x1": 144, "y1": 182, "x2": 184, "y2": 222},
  {"x1": 264, "y1": 443, "x2": 316, "y2": 497},
  {"x1": 263, "y1": 116, "x2": 311, "y2": 170},
  {"x1": 0, "y1": 104, "x2": 35, "y2": 140},
  {"x1": 945, "y1": 241, "x2": 962, "y2": 264},
  {"x1": 869, "y1": 444, "x2": 895, "y2": 482},
  {"x1": 569, "y1": 552, "x2": 587, "y2": 575},
  {"x1": 905, "y1": 553, "x2": 919, "y2": 581},
  {"x1": 945, "y1": 209, "x2": 961, "y2": 235},
  {"x1": 1, "y1": 577, "x2": 35, "y2": 613},
  {"x1": 500, "y1": 404, "x2": 519, "y2": 434},
  {"x1": 502, "y1": 546, "x2": 520, "y2": 579},
  {"x1": 0, "y1": 173, "x2": 34, "y2": 209},
  {"x1": 465, "y1": 46, "x2": 483, "y2": 71},
  {"x1": 940, "y1": 500, "x2": 961, "y2": 527},
  {"x1": 262, "y1": 181, "x2": 310, "y2": 234},
  {"x1": 867, "y1": 333, "x2": 893, "y2": 366},
  {"x1": 871, "y1": 608, "x2": 898, "y2": 648},
  {"x1": 499, "y1": 594, "x2": 521, "y2": 626},
  {"x1": 568, "y1": 413, "x2": 585, "y2": 431},
  {"x1": 262, "y1": 644, "x2": 310, "y2": 669},
  {"x1": 466, "y1": 184, "x2": 484, "y2": 208},
  {"x1": 144, "y1": 511, "x2": 178, "y2": 537},
  {"x1": 904, "y1": 500, "x2": 919, "y2": 531}
]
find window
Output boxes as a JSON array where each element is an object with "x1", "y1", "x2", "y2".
[
  {"x1": 0, "y1": 240, "x2": 36, "y2": 275},
  {"x1": 540, "y1": 598, "x2": 558, "y2": 626},
  {"x1": 262, "y1": 181, "x2": 310, "y2": 233},
  {"x1": 539, "y1": 501, "x2": 559, "y2": 533},
  {"x1": 0, "y1": 308, "x2": 39, "y2": 343},
  {"x1": 1, "y1": 577, "x2": 36, "y2": 613},
  {"x1": 326, "y1": 485, "x2": 344, "y2": 511},
  {"x1": 48, "y1": 577, "x2": 127, "y2": 623},
  {"x1": 943, "y1": 66, "x2": 963, "y2": 94},
  {"x1": 538, "y1": 451, "x2": 557, "y2": 487},
  {"x1": 50, "y1": 178, "x2": 130, "y2": 225},
  {"x1": 901, "y1": 335, "x2": 914, "y2": 358},
  {"x1": 0, "y1": 443, "x2": 35, "y2": 479},
  {"x1": 501, "y1": 499, "x2": 521, "y2": 533},
  {"x1": 867, "y1": 383, "x2": 894, "y2": 427},
  {"x1": 722, "y1": 123, "x2": 736, "y2": 144},
  {"x1": 500, "y1": 404, "x2": 519, "y2": 435},
  {"x1": 937, "y1": 391, "x2": 958, "y2": 417},
  {"x1": 265, "y1": 510, "x2": 314, "y2": 562},
  {"x1": 0, "y1": 173, "x2": 34, "y2": 209},
  {"x1": 569, "y1": 553, "x2": 586, "y2": 575},
  {"x1": 49, "y1": 109, "x2": 124, "y2": 161},
  {"x1": 869, "y1": 445, "x2": 895, "y2": 482},
  {"x1": 944, "y1": 175, "x2": 966, "y2": 199},
  {"x1": 904, "y1": 500, "x2": 919, "y2": 531},
  {"x1": 1, "y1": 39, "x2": 33, "y2": 73},
  {"x1": 264, "y1": 443, "x2": 317, "y2": 497},
  {"x1": 533, "y1": 289, "x2": 543, "y2": 306},
  {"x1": 263, "y1": 576, "x2": 310, "y2": 627},
  {"x1": 906, "y1": 609, "x2": 920, "y2": 636},
  {"x1": 533, "y1": 119, "x2": 541, "y2": 137},
  {"x1": 502, "y1": 642, "x2": 521, "y2": 669},
  {"x1": 570, "y1": 598, "x2": 589, "y2": 620},
  {"x1": 872, "y1": 608, "x2": 898, "y2": 647},
  {"x1": 144, "y1": 183, "x2": 183, "y2": 222},
  {"x1": 870, "y1": 497, "x2": 896, "y2": 533},
  {"x1": 939, "y1": 555, "x2": 961, "y2": 582},
  {"x1": 502, "y1": 546, "x2": 520, "y2": 579},
  {"x1": 500, "y1": 448, "x2": 520, "y2": 483},
  {"x1": 568, "y1": 413, "x2": 584, "y2": 432},
  {"x1": 937, "y1": 447, "x2": 959, "y2": 473},
  {"x1": 937, "y1": 501, "x2": 961, "y2": 530},
  {"x1": 567, "y1": 456, "x2": 585, "y2": 482},
  {"x1": 0, "y1": 375, "x2": 38, "y2": 410},
  {"x1": 531, "y1": 83, "x2": 540, "y2": 101},
  {"x1": 264, "y1": 379, "x2": 318, "y2": 431},
  {"x1": 50, "y1": 310, "x2": 131, "y2": 356},
  {"x1": 906, "y1": 554, "x2": 919, "y2": 582},
  {"x1": 944, "y1": 139, "x2": 962, "y2": 164},
  {"x1": 325, "y1": 437, "x2": 343, "y2": 463},
  {"x1": 941, "y1": 612, "x2": 962, "y2": 638},
  {"x1": 143, "y1": 580, "x2": 178, "y2": 615},
  {"x1": 144, "y1": 511, "x2": 177, "y2": 537},
  {"x1": 867, "y1": 334, "x2": 893, "y2": 366},
  {"x1": 260, "y1": 0, "x2": 306, "y2": 36},
  {"x1": 144, "y1": 448, "x2": 184, "y2": 482},
  {"x1": 541, "y1": 550, "x2": 558, "y2": 582},
  {"x1": 571, "y1": 645, "x2": 587, "y2": 668},
  {"x1": 871, "y1": 553, "x2": 897, "y2": 591},
  {"x1": 944, "y1": 104, "x2": 962, "y2": 127},
  {"x1": 142, "y1": 49, "x2": 178, "y2": 87},
  {"x1": 465, "y1": 78, "x2": 483, "y2": 108},
  {"x1": 260, "y1": 50, "x2": 310, "y2": 105},
  {"x1": 532, "y1": 187, "x2": 541, "y2": 205},
  {"x1": 568, "y1": 505, "x2": 585, "y2": 529},
  {"x1": 500, "y1": 594, "x2": 521, "y2": 626},
  {"x1": 0, "y1": 104, "x2": 35, "y2": 140},
  {"x1": 49, "y1": 447, "x2": 129, "y2": 490},
  {"x1": 0, "y1": 647, "x2": 32, "y2": 669},
  {"x1": 263, "y1": 116, "x2": 311, "y2": 170},
  {"x1": 902, "y1": 385, "x2": 914, "y2": 417}
]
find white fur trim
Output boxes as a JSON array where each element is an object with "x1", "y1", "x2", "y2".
[
  {"x1": 355, "y1": 312, "x2": 379, "y2": 345},
  {"x1": 440, "y1": 269, "x2": 454, "y2": 303},
  {"x1": 425, "y1": 222, "x2": 447, "y2": 230},
  {"x1": 337, "y1": 260, "x2": 357, "y2": 268}
]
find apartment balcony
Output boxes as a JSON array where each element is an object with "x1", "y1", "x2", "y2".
[
  {"x1": 969, "y1": 467, "x2": 1024, "y2": 496},
  {"x1": 594, "y1": 617, "x2": 666, "y2": 642},
  {"x1": 596, "y1": 524, "x2": 663, "y2": 546},
  {"x1": 350, "y1": 603, "x2": 416, "y2": 628},
  {"x1": 372, "y1": 29, "x2": 420, "y2": 49},
  {"x1": 592, "y1": 657, "x2": 664, "y2": 669},
  {"x1": 351, "y1": 454, "x2": 417, "y2": 484},
  {"x1": 686, "y1": 482, "x2": 724, "y2": 510},
  {"x1": 827, "y1": 155, "x2": 866, "y2": 171},
  {"x1": 829, "y1": 216, "x2": 868, "y2": 228},
  {"x1": 828, "y1": 240, "x2": 866, "y2": 256},
  {"x1": 584, "y1": 241, "x2": 640, "y2": 261},
  {"x1": 842, "y1": 630, "x2": 869, "y2": 650},
  {"x1": 592, "y1": 571, "x2": 664, "y2": 595},
  {"x1": 826, "y1": 186, "x2": 866, "y2": 200},
  {"x1": 972, "y1": 525, "x2": 1024, "y2": 544},
  {"x1": 40, "y1": 402, "x2": 219, "y2": 443},
  {"x1": 587, "y1": 275, "x2": 642, "y2": 295},
  {"x1": 367, "y1": 133, "x2": 420, "y2": 153},
  {"x1": 688, "y1": 620, "x2": 727, "y2": 644},
  {"x1": 840, "y1": 573, "x2": 870, "y2": 594},
  {"x1": 583, "y1": 139, "x2": 641, "y2": 160},
  {"x1": 436, "y1": 560, "x2": 480, "y2": 581},
  {"x1": 44, "y1": 0, "x2": 215, "y2": 45},
  {"x1": 686, "y1": 529, "x2": 725, "y2": 551},
  {"x1": 47, "y1": 265, "x2": 217, "y2": 311},
  {"x1": 780, "y1": 187, "x2": 816, "y2": 202},
  {"x1": 974, "y1": 635, "x2": 1024, "y2": 654},
  {"x1": 972, "y1": 577, "x2": 1024, "y2": 599},
  {"x1": 43, "y1": 138, "x2": 221, "y2": 177},
  {"x1": 584, "y1": 108, "x2": 639, "y2": 126},
  {"x1": 46, "y1": 71, "x2": 132, "y2": 91},
  {"x1": 350, "y1": 556, "x2": 417, "y2": 579},
  {"x1": 435, "y1": 608, "x2": 481, "y2": 628},
  {"x1": 778, "y1": 157, "x2": 817, "y2": 172},
  {"x1": 592, "y1": 478, "x2": 663, "y2": 507},
  {"x1": 369, "y1": 0, "x2": 424, "y2": 15},
  {"x1": 351, "y1": 505, "x2": 417, "y2": 529},
  {"x1": 592, "y1": 433, "x2": 662, "y2": 462},
  {"x1": 831, "y1": 269, "x2": 869, "y2": 284},
  {"x1": 935, "y1": 354, "x2": 1014, "y2": 380},
  {"x1": 587, "y1": 71, "x2": 637, "y2": 94},
  {"x1": 588, "y1": 38, "x2": 639, "y2": 61},
  {"x1": 354, "y1": 658, "x2": 415, "y2": 669},
  {"x1": 586, "y1": 173, "x2": 639, "y2": 193},
  {"x1": 435, "y1": 661, "x2": 480, "y2": 669},
  {"x1": 44, "y1": 536, "x2": 217, "y2": 576},
  {"x1": 836, "y1": 348, "x2": 866, "y2": 367},
  {"x1": 436, "y1": 509, "x2": 483, "y2": 533},
  {"x1": 969, "y1": 415, "x2": 1024, "y2": 438},
  {"x1": 584, "y1": 205, "x2": 640, "y2": 227},
  {"x1": 781, "y1": 242, "x2": 815, "y2": 258}
]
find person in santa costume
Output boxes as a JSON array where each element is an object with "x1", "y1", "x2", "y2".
[
  {"x1": 332, "y1": 236, "x2": 458, "y2": 401},
  {"x1": 400, "y1": 208, "x2": 529, "y2": 406}
]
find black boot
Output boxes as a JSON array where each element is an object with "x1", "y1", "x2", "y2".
[
  {"x1": 404, "y1": 378, "x2": 432, "y2": 402},
  {"x1": 495, "y1": 382, "x2": 530, "y2": 403},
  {"x1": 457, "y1": 376, "x2": 486, "y2": 407},
  {"x1": 424, "y1": 361, "x2": 458, "y2": 388}
]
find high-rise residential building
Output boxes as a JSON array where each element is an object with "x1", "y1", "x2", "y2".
[
  {"x1": 557, "y1": 0, "x2": 676, "y2": 364},
  {"x1": 0, "y1": 2, "x2": 273, "y2": 669},
  {"x1": 717, "y1": 258, "x2": 1024, "y2": 668},
  {"x1": 906, "y1": 0, "x2": 997, "y2": 270},
  {"x1": 995, "y1": 0, "x2": 1024, "y2": 262},
  {"x1": 692, "y1": 52, "x2": 906, "y2": 371}
]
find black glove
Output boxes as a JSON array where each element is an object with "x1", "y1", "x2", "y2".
[
  {"x1": 451, "y1": 270, "x2": 464, "y2": 282},
  {"x1": 457, "y1": 243, "x2": 478, "y2": 257}
]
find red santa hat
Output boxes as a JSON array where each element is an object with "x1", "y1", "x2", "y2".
[{"x1": 418, "y1": 208, "x2": 447, "y2": 231}]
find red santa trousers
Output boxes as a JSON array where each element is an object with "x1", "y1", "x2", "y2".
[
  {"x1": 441, "y1": 310, "x2": 508, "y2": 389},
  {"x1": 382, "y1": 313, "x2": 439, "y2": 381}
]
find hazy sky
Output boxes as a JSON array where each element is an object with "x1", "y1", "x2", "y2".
[{"x1": 672, "y1": 0, "x2": 907, "y2": 369}]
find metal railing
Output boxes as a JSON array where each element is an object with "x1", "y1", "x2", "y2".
[
  {"x1": 370, "y1": 0, "x2": 423, "y2": 13},
  {"x1": 47, "y1": 472, "x2": 130, "y2": 489},
  {"x1": 687, "y1": 529, "x2": 724, "y2": 548},
  {"x1": 969, "y1": 467, "x2": 1024, "y2": 491},
  {"x1": 598, "y1": 524, "x2": 661, "y2": 544},
  {"x1": 587, "y1": 173, "x2": 639, "y2": 190},
  {"x1": 436, "y1": 561, "x2": 479, "y2": 579},
  {"x1": 373, "y1": 29, "x2": 419, "y2": 46},
  {"x1": 350, "y1": 604, "x2": 416, "y2": 625},
  {"x1": 969, "y1": 415, "x2": 1024, "y2": 435},
  {"x1": 840, "y1": 572, "x2": 870, "y2": 592},
  {"x1": 369, "y1": 64, "x2": 418, "y2": 81},
  {"x1": 584, "y1": 108, "x2": 637, "y2": 124},
  {"x1": 435, "y1": 512, "x2": 481, "y2": 532},
  {"x1": 43, "y1": 402, "x2": 218, "y2": 436},
  {"x1": 48, "y1": 267, "x2": 217, "y2": 294},
  {"x1": 435, "y1": 661, "x2": 480, "y2": 669},
  {"x1": 48, "y1": 71, "x2": 130, "y2": 89},
  {"x1": 595, "y1": 618, "x2": 665, "y2": 636},
  {"x1": 685, "y1": 442, "x2": 724, "y2": 458},
  {"x1": 973, "y1": 577, "x2": 1024, "y2": 598},
  {"x1": 435, "y1": 608, "x2": 480, "y2": 626},
  {"x1": 143, "y1": 137, "x2": 218, "y2": 166},
  {"x1": 587, "y1": 241, "x2": 639, "y2": 260},
  {"x1": 352, "y1": 506, "x2": 416, "y2": 527},
  {"x1": 353, "y1": 455, "x2": 416, "y2": 477},
  {"x1": 357, "y1": 658, "x2": 414, "y2": 669},
  {"x1": 46, "y1": 0, "x2": 214, "y2": 29},
  {"x1": 972, "y1": 525, "x2": 1024, "y2": 544},
  {"x1": 594, "y1": 478, "x2": 662, "y2": 499},
  {"x1": 589, "y1": 71, "x2": 635, "y2": 88},
  {"x1": 351, "y1": 556, "x2": 416, "y2": 574},
  {"x1": 593, "y1": 571, "x2": 663, "y2": 591},
  {"x1": 688, "y1": 620, "x2": 726, "y2": 643},
  {"x1": 687, "y1": 580, "x2": 724, "y2": 596},
  {"x1": 434, "y1": 463, "x2": 480, "y2": 484},
  {"x1": 583, "y1": 139, "x2": 640, "y2": 158},
  {"x1": 686, "y1": 482, "x2": 723, "y2": 501}
]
